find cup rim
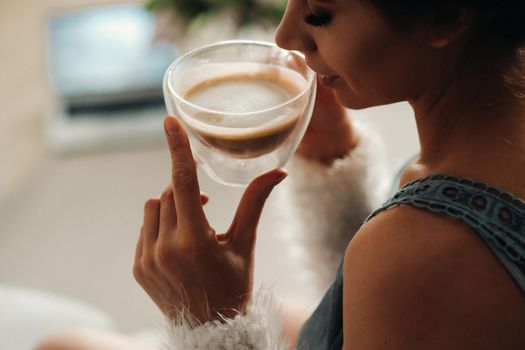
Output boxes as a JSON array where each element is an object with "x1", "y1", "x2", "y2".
[{"x1": 164, "y1": 40, "x2": 316, "y2": 116}]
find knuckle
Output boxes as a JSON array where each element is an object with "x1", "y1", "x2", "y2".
[
  {"x1": 132, "y1": 263, "x2": 143, "y2": 282},
  {"x1": 160, "y1": 187, "x2": 172, "y2": 202},
  {"x1": 172, "y1": 168, "x2": 196, "y2": 191},
  {"x1": 175, "y1": 240, "x2": 194, "y2": 256},
  {"x1": 142, "y1": 254, "x2": 157, "y2": 272},
  {"x1": 175, "y1": 233, "x2": 208, "y2": 255},
  {"x1": 144, "y1": 198, "x2": 159, "y2": 211}
]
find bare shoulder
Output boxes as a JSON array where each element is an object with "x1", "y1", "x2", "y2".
[{"x1": 342, "y1": 205, "x2": 525, "y2": 349}]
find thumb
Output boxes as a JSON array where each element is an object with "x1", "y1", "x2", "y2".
[{"x1": 229, "y1": 168, "x2": 288, "y2": 252}]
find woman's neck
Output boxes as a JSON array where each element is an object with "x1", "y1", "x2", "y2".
[{"x1": 402, "y1": 70, "x2": 525, "y2": 195}]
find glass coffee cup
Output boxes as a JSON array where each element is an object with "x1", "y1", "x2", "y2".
[{"x1": 163, "y1": 40, "x2": 316, "y2": 186}]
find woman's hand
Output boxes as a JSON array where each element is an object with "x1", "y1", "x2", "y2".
[
  {"x1": 296, "y1": 80, "x2": 358, "y2": 165},
  {"x1": 133, "y1": 116, "x2": 287, "y2": 324}
]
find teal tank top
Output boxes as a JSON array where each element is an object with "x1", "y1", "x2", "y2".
[{"x1": 296, "y1": 173, "x2": 525, "y2": 349}]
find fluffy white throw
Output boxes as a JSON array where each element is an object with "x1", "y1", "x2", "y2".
[
  {"x1": 280, "y1": 118, "x2": 390, "y2": 290},
  {"x1": 163, "y1": 292, "x2": 289, "y2": 350}
]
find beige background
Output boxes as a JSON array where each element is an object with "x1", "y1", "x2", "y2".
[{"x1": 0, "y1": 0, "x2": 419, "y2": 335}]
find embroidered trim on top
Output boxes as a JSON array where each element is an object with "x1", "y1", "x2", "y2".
[{"x1": 366, "y1": 174, "x2": 525, "y2": 272}]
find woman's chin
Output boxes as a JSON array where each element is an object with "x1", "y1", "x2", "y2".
[
  {"x1": 333, "y1": 88, "x2": 402, "y2": 110},
  {"x1": 333, "y1": 90, "x2": 375, "y2": 110}
]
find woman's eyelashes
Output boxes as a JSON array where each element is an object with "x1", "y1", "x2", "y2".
[{"x1": 304, "y1": 11, "x2": 332, "y2": 27}]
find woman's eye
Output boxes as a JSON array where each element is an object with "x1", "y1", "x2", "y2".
[{"x1": 304, "y1": 12, "x2": 332, "y2": 27}]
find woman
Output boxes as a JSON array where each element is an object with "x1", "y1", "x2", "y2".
[{"x1": 38, "y1": 0, "x2": 525, "y2": 348}]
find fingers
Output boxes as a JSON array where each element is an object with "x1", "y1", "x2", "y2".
[
  {"x1": 159, "y1": 187, "x2": 177, "y2": 240},
  {"x1": 143, "y1": 199, "x2": 161, "y2": 252},
  {"x1": 164, "y1": 116, "x2": 208, "y2": 231},
  {"x1": 134, "y1": 199, "x2": 160, "y2": 283},
  {"x1": 287, "y1": 54, "x2": 308, "y2": 77},
  {"x1": 155, "y1": 184, "x2": 210, "y2": 242},
  {"x1": 200, "y1": 192, "x2": 209, "y2": 206},
  {"x1": 134, "y1": 227, "x2": 144, "y2": 263},
  {"x1": 229, "y1": 168, "x2": 288, "y2": 251}
]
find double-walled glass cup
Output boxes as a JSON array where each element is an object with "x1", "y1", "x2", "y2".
[{"x1": 163, "y1": 40, "x2": 317, "y2": 186}]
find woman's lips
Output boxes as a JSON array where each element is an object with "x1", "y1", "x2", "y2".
[{"x1": 319, "y1": 74, "x2": 340, "y2": 88}]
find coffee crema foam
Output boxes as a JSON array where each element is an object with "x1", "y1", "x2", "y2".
[
  {"x1": 186, "y1": 72, "x2": 301, "y2": 114},
  {"x1": 177, "y1": 64, "x2": 308, "y2": 158}
]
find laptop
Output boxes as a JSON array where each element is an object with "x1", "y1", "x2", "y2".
[{"x1": 46, "y1": 3, "x2": 177, "y2": 153}]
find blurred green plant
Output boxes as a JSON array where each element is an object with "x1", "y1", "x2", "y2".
[{"x1": 145, "y1": 0, "x2": 286, "y2": 26}]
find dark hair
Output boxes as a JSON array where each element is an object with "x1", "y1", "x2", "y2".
[
  {"x1": 368, "y1": 1, "x2": 525, "y2": 48},
  {"x1": 368, "y1": 0, "x2": 525, "y2": 97}
]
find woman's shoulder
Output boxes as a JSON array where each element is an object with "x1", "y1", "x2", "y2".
[
  {"x1": 342, "y1": 204, "x2": 525, "y2": 348},
  {"x1": 347, "y1": 203, "x2": 525, "y2": 293},
  {"x1": 346, "y1": 204, "x2": 491, "y2": 283}
]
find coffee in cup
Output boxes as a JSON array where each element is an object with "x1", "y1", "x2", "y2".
[{"x1": 179, "y1": 63, "x2": 307, "y2": 159}]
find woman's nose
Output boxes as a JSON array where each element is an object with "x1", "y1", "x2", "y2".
[{"x1": 275, "y1": 1, "x2": 316, "y2": 53}]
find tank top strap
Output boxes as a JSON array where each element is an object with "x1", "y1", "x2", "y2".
[{"x1": 366, "y1": 173, "x2": 525, "y2": 292}]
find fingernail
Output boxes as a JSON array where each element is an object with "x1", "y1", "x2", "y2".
[{"x1": 164, "y1": 117, "x2": 180, "y2": 136}]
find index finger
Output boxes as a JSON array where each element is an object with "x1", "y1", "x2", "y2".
[{"x1": 164, "y1": 116, "x2": 208, "y2": 231}]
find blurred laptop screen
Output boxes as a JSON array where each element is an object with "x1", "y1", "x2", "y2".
[{"x1": 47, "y1": 3, "x2": 176, "y2": 110}]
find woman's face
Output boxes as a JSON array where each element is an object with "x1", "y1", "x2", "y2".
[{"x1": 275, "y1": 0, "x2": 435, "y2": 109}]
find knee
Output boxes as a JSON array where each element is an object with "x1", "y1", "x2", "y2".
[{"x1": 35, "y1": 328, "x2": 93, "y2": 350}]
